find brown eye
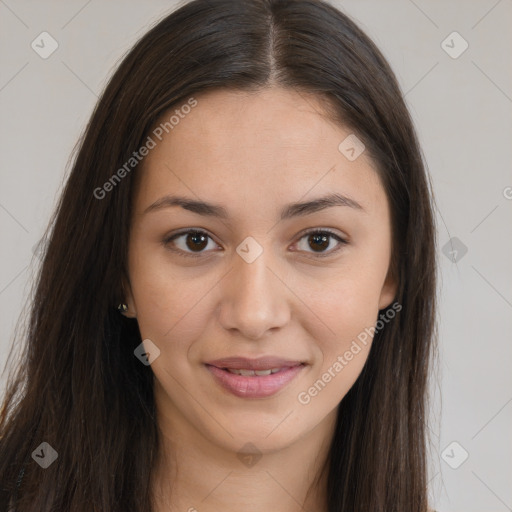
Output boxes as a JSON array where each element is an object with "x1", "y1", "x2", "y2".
[
  {"x1": 184, "y1": 231, "x2": 209, "y2": 251},
  {"x1": 163, "y1": 228, "x2": 347, "y2": 259},
  {"x1": 307, "y1": 232, "x2": 330, "y2": 252},
  {"x1": 163, "y1": 230, "x2": 217, "y2": 257},
  {"x1": 295, "y1": 229, "x2": 347, "y2": 257}
]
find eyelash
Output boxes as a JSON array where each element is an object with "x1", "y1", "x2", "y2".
[{"x1": 162, "y1": 228, "x2": 347, "y2": 259}]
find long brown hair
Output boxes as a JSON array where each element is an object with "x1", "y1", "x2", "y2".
[{"x1": 0, "y1": 0, "x2": 437, "y2": 510}]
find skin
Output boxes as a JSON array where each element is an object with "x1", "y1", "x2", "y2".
[{"x1": 122, "y1": 87, "x2": 397, "y2": 512}]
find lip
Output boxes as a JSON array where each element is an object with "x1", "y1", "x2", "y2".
[
  {"x1": 205, "y1": 356, "x2": 306, "y2": 399},
  {"x1": 205, "y1": 356, "x2": 304, "y2": 371}
]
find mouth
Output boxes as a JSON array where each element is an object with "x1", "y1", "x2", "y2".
[
  {"x1": 221, "y1": 367, "x2": 286, "y2": 376},
  {"x1": 204, "y1": 356, "x2": 307, "y2": 398}
]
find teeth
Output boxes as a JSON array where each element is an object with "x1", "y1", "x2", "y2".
[
  {"x1": 225, "y1": 367, "x2": 283, "y2": 376},
  {"x1": 226, "y1": 368, "x2": 254, "y2": 376},
  {"x1": 255, "y1": 369, "x2": 272, "y2": 376}
]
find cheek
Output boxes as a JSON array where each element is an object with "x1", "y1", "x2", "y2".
[
  {"x1": 296, "y1": 295, "x2": 377, "y2": 412},
  {"x1": 306, "y1": 261, "x2": 388, "y2": 392},
  {"x1": 314, "y1": 287, "x2": 378, "y2": 371},
  {"x1": 311, "y1": 256, "x2": 388, "y2": 332},
  {"x1": 128, "y1": 246, "x2": 218, "y2": 354},
  {"x1": 128, "y1": 223, "x2": 390, "y2": 363},
  {"x1": 133, "y1": 280, "x2": 209, "y2": 340}
]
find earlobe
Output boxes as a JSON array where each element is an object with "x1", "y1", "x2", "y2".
[
  {"x1": 119, "y1": 275, "x2": 137, "y2": 318},
  {"x1": 119, "y1": 303, "x2": 137, "y2": 318},
  {"x1": 378, "y1": 268, "x2": 398, "y2": 310}
]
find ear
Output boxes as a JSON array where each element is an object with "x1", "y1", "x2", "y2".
[
  {"x1": 120, "y1": 274, "x2": 137, "y2": 318},
  {"x1": 378, "y1": 266, "x2": 398, "y2": 310}
]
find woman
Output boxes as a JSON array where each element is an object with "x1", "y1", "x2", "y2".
[{"x1": 0, "y1": 0, "x2": 438, "y2": 510}]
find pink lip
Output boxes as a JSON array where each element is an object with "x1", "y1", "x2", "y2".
[
  {"x1": 205, "y1": 361, "x2": 306, "y2": 399},
  {"x1": 205, "y1": 356, "x2": 304, "y2": 371}
]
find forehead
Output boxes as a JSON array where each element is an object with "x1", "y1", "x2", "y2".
[
  {"x1": 134, "y1": 87, "x2": 385, "y2": 217},
  {"x1": 158, "y1": 88, "x2": 351, "y2": 163}
]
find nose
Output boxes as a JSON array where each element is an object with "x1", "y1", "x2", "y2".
[{"x1": 217, "y1": 246, "x2": 290, "y2": 340}]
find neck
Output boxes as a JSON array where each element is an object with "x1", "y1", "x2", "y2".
[{"x1": 150, "y1": 396, "x2": 335, "y2": 512}]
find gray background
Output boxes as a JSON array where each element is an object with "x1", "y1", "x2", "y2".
[{"x1": 1, "y1": 1, "x2": 511, "y2": 510}]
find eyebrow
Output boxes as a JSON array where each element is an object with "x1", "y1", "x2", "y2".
[{"x1": 143, "y1": 192, "x2": 365, "y2": 220}]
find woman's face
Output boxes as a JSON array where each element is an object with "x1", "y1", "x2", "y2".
[{"x1": 125, "y1": 87, "x2": 397, "y2": 454}]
